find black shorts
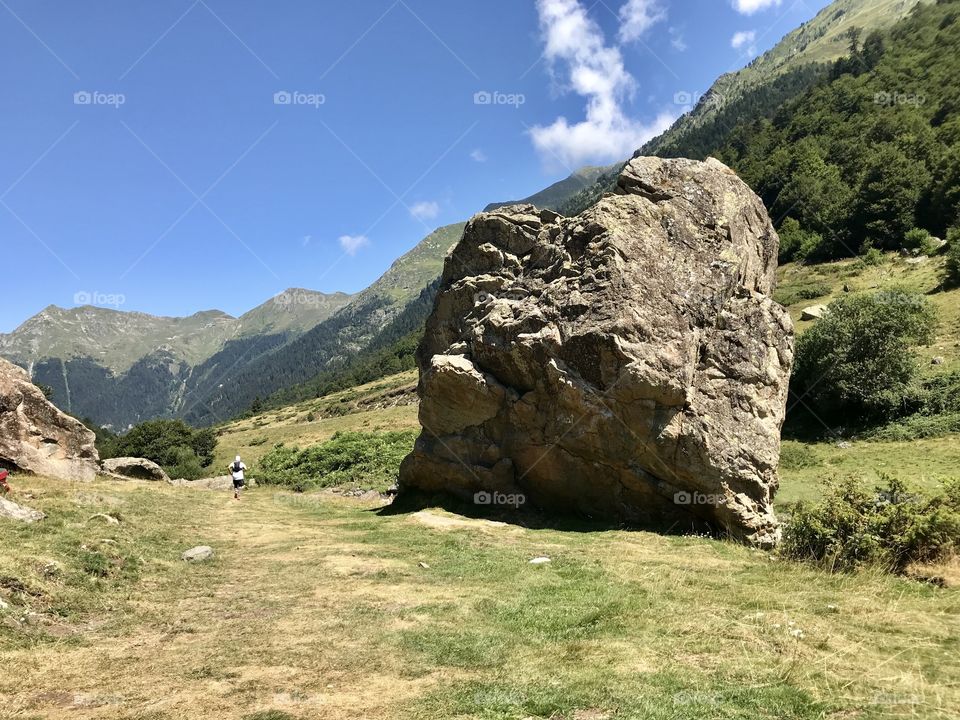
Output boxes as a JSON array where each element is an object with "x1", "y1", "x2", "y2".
[{"x1": 233, "y1": 477, "x2": 245, "y2": 489}]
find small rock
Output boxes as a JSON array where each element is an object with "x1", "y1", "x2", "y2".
[
  {"x1": 182, "y1": 546, "x2": 215, "y2": 563},
  {"x1": 418, "y1": 561, "x2": 431, "y2": 569},
  {"x1": 529, "y1": 556, "x2": 551, "y2": 565},
  {"x1": 835, "y1": 441, "x2": 852, "y2": 449},
  {"x1": 904, "y1": 256, "x2": 927, "y2": 265},
  {"x1": 87, "y1": 513, "x2": 120, "y2": 525},
  {"x1": 801, "y1": 304, "x2": 829, "y2": 321},
  {"x1": 932, "y1": 357, "x2": 945, "y2": 366},
  {"x1": 0, "y1": 598, "x2": 10, "y2": 611},
  {"x1": 826, "y1": 604, "x2": 839, "y2": 613},
  {"x1": 0, "y1": 496, "x2": 44, "y2": 523}
]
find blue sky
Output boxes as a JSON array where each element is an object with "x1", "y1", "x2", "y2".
[{"x1": 0, "y1": 0, "x2": 831, "y2": 332}]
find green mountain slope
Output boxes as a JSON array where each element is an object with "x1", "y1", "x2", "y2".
[
  {"x1": 0, "y1": 290, "x2": 354, "y2": 428},
  {"x1": 644, "y1": 0, "x2": 927, "y2": 156},
  {"x1": 711, "y1": 0, "x2": 960, "y2": 257},
  {"x1": 483, "y1": 165, "x2": 618, "y2": 212},
  {"x1": 182, "y1": 224, "x2": 466, "y2": 426}
]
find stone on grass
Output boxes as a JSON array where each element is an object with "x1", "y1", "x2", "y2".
[
  {"x1": 0, "y1": 496, "x2": 44, "y2": 523},
  {"x1": 102, "y1": 457, "x2": 169, "y2": 482},
  {"x1": 182, "y1": 546, "x2": 215, "y2": 563}
]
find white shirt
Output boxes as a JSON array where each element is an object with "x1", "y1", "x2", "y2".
[{"x1": 231, "y1": 462, "x2": 246, "y2": 480}]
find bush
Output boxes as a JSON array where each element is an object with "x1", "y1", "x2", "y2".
[
  {"x1": 257, "y1": 430, "x2": 417, "y2": 491},
  {"x1": 867, "y1": 413, "x2": 960, "y2": 442},
  {"x1": 779, "y1": 441, "x2": 821, "y2": 470},
  {"x1": 903, "y1": 227, "x2": 937, "y2": 255},
  {"x1": 774, "y1": 282, "x2": 831, "y2": 307},
  {"x1": 946, "y1": 227, "x2": 960, "y2": 286},
  {"x1": 101, "y1": 419, "x2": 217, "y2": 480},
  {"x1": 790, "y1": 289, "x2": 937, "y2": 425},
  {"x1": 861, "y1": 247, "x2": 885, "y2": 266},
  {"x1": 781, "y1": 476, "x2": 960, "y2": 572},
  {"x1": 778, "y1": 217, "x2": 825, "y2": 263}
]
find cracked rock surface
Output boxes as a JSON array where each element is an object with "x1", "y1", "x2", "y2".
[
  {"x1": 0, "y1": 357, "x2": 99, "y2": 482},
  {"x1": 398, "y1": 156, "x2": 794, "y2": 547}
]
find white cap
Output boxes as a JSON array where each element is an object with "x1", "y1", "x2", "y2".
[{"x1": 235, "y1": 455, "x2": 241, "y2": 463}]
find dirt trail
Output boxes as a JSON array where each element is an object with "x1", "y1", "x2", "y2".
[{"x1": 4, "y1": 489, "x2": 442, "y2": 720}]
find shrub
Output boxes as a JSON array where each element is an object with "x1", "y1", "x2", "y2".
[
  {"x1": 867, "y1": 413, "x2": 960, "y2": 442},
  {"x1": 781, "y1": 476, "x2": 960, "y2": 572},
  {"x1": 946, "y1": 227, "x2": 960, "y2": 286},
  {"x1": 903, "y1": 227, "x2": 937, "y2": 255},
  {"x1": 101, "y1": 419, "x2": 217, "y2": 480},
  {"x1": 778, "y1": 217, "x2": 825, "y2": 263},
  {"x1": 774, "y1": 282, "x2": 831, "y2": 307},
  {"x1": 779, "y1": 441, "x2": 821, "y2": 470},
  {"x1": 861, "y1": 247, "x2": 885, "y2": 266},
  {"x1": 790, "y1": 289, "x2": 937, "y2": 424},
  {"x1": 257, "y1": 430, "x2": 417, "y2": 491}
]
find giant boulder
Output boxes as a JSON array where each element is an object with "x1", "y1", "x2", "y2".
[
  {"x1": 0, "y1": 357, "x2": 99, "y2": 481},
  {"x1": 398, "y1": 156, "x2": 794, "y2": 547}
]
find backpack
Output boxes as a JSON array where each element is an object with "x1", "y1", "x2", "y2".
[{"x1": 232, "y1": 461, "x2": 242, "y2": 474}]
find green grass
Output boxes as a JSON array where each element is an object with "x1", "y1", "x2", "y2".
[{"x1": 2, "y1": 477, "x2": 958, "y2": 718}]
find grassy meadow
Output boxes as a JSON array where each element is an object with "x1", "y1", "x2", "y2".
[
  {"x1": 4, "y1": 253, "x2": 959, "y2": 718},
  {"x1": 2, "y1": 476, "x2": 958, "y2": 719}
]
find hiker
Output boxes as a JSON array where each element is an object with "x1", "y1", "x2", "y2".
[{"x1": 229, "y1": 456, "x2": 247, "y2": 500}]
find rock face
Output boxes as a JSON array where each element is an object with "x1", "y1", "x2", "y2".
[
  {"x1": 0, "y1": 357, "x2": 99, "y2": 481},
  {"x1": 398, "y1": 156, "x2": 794, "y2": 547},
  {"x1": 102, "y1": 457, "x2": 170, "y2": 482}
]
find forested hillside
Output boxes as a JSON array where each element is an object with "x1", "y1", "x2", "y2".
[{"x1": 714, "y1": 0, "x2": 960, "y2": 260}]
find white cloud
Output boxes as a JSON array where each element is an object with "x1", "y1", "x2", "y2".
[
  {"x1": 529, "y1": 0, "x2": 676, "y2": 167},
  {"x1": 301, "y1": 234, "x2": 311, "y2": 247},
  {"x1": 409, "y1": 201, "x2": 440, "y2": 221},
  {"x1": 669, "y1": 26, "x2": 687, "y2": 52},
  {"x1": 618, "y1": 0, "x2": 666, "y2": 44},
  {"x1": 338, "y1": 235, "x2": 369, "y2": 256},
  {"x1": 731, "y1": 29, "x2": 757, "y2": 56},
  {"x1": 731, "y1": 30, "x2": 756, "y2": 48},
  {"x1": 470, "y1": 148, "x2": 487, "y2": 163},
  {"x1": 732, "y1": 0, "x2": 781, "y2": 15}
]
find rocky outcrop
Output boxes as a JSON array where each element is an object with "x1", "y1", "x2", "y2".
[
  {"x1": 398, "y1": 156, "x2": 794, "y2": 547},
  {"x1": 102, "y1": 457, "x2": 170, "y2": 482},
  {"x1": 0, "y1": 358, "x2": 99, "y2": 481}
]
